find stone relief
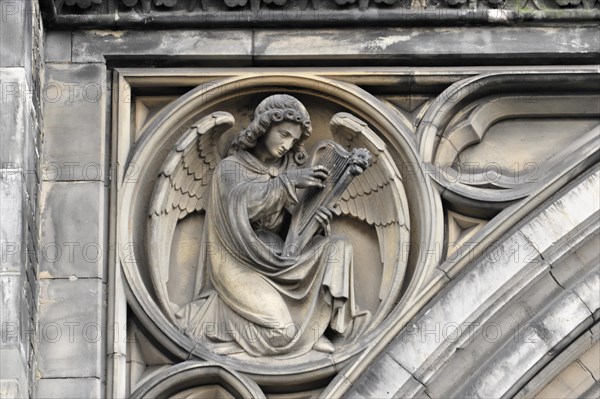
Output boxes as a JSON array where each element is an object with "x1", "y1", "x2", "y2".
[
  {"x1": 118, "y1": 74, "x2": 436, "y2": 386},
  {"x1": 112, "y1": 71, "x2": 597, "y2": 395},
  {"x1": 48, "y1": 0, "x2": 599, "y2": 9},
  {"x1": 43, "y1": 0, "x2": 599, "y2": 21},
  {"x1": 147, "y1": 94, "x2": 408, "y2": 357}
]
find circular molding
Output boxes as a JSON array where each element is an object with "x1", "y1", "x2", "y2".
[{"x1": 118, "y1": 73, "x2": 441, "y2": 386}]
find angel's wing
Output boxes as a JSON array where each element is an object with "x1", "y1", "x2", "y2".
[
  {"x1": 330, "y1": 113, "x2": 410, "y2": 323},
  {"x1": 147, "y1": 112, "x2": 234, "y2": 322}
]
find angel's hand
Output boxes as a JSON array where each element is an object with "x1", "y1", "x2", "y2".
[
  {"x1": 286, "y1": 165, "x2": 329, "y2": 189},
  {"x1": 315, "y1": 206, "x2": 333, "y2": 236}
]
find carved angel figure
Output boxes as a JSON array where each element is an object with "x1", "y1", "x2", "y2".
[{"x1": 148, "y1": 94, "x2": 409, "y2": 357}]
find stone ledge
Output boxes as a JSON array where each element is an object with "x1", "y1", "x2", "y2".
[
  {"x1": 72, "y1": 30, "x2": 253, "y2": 64},
  {"x1": 254, "y1": 27, "x2": 600, "y2": 65}
]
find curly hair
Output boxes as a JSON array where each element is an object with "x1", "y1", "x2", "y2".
[{"x1": 228, "y1": 94, "x2": 312, "y2": 165}]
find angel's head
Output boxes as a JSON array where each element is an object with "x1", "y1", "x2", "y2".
[{"x1": 228, "y1": 94, "x2": 312, "y2": 165}]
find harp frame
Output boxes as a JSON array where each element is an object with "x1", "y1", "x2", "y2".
[{"x1": 282, "y1": 140, "x2": 371, "y2": 258}]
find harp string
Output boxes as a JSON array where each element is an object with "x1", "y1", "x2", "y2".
[{"x1": 297, "y1": 145, "x2": 349, "y2": 234}]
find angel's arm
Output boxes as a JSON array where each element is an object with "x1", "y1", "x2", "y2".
[{"x1": 218, "y1": 159, "x2": 299, "y2": 218}]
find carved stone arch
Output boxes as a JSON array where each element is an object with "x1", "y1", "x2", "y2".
[
  {"x1": 117, "y1": 73, "x2": 443, "y2": 388},
  {"x1": 417, "y1": 72, "x2": 600, "y2": 218},
  {"x1": 326, "y1": 165, "x2": 599, "y2": 398},
  {"x1": 515, "y1": 323, "x2": 600, "y2": 398},
  {"x1": 130, "y1": 362, "x2": 265, "y2": 399}
]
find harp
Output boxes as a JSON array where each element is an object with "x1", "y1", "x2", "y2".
[{"x1": 282, "y1": 140, "x2": 371, "y2": 258}]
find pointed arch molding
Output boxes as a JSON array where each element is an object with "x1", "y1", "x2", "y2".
[
  {"x1": 417, "y1": 72, "x2": 600, "y2": 217},
  {"x1": 116, "y1": 73, "x2": 442, "y2": 388},
  {"x1": 130, "y1": 362, "x2": 265, "y2": 399},
  {"x1": 334, "y1": 166, "x2": 599, "y2": 398}
]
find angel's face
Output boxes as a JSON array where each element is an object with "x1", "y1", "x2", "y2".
[{"x1": 260, "y1": 121, "x2": 303, "y2": 161}]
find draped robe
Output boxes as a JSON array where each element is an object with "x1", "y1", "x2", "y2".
[{"x1": 178, "y1": 150, "x2": 368, "y2": 357}]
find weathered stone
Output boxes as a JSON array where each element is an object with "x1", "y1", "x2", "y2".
[
  {"x1": 519, "y1": 172, "x2": 600, "y2": 260},
  {"x1": 37, "y1": 278, "x2": 103, "y2": 379},
  {"x1": 0, "y1": 347, "x2": 28, "y2": 397},
  {"x1": 0, "y1": 170, "x2": 24, "y2": 271},
  {"x1": 550, "y1": 229, "x2": 599, "y2": 288},
  {"x1": 423, "y1": 271, "x2": 562, "y2": 398},
  {"x1": 38, "y1": 182, "x2": 105, "y2": 279},
  {"x1": 0, "y1": 273, "x2": 21, "y2": 347},
  {"x1": 0, "y1": 379, "x2": 22, "y2": 399},
  {"x1": 254, "y1": 27, "x2": 600, "y2": 64},
  {"x1": 571, "y1": 269, "x2": 600, "y2": 320},
  {"x1": 44, "y1": 31, "x2": 72, "y2": 63},
  {"x1": 23, "y1": 112, "x2": 39, "y2": 221},
  {"x1": 0, "y1": 0, "x2": 25, "y2": 67},
  {"x1": 4, "y1": 21, "x2": 599, "y2": 398},
  {"x1": 578, "y1": 341, "x2": 600, "y2": 381},
  {"x1": 388, "y1": 231, "x2": 545, "y2": 376},
  {"x1": 36, "y1": 377, "x2": 102, "y2": 398},
  {"x1": 42, "y1": 63, "x2": 106, "y2": 182},
  {"x1": 346, "y1": 353, "x2": 412, "y2": 399},
  {"x1": 72, "y1": 30, "x2": 253, "y2": 64},
  {"x1": 535, "y1": 360, "x2": 598, "y2": 399},
  {"x1": 456, "y1": 290, "x2": 593, "y2": 398},
  {"x1": 0, "y1": 68, "x2": 27, "y2": 166}
]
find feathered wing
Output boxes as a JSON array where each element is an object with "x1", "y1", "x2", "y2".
[
  {"x1": 147, "y1": 112, "x2": 235, "y2": 323},
  {"x1": 330, "y1": 113, "x2": 411, "y2": 323}
]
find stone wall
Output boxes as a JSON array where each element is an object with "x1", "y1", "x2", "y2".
[
  {"x1": 34, "y1": 38, "x2": 108, "y2": 399},
  {"x1": 0, "y1": 0, "x2": 44, "y2": 397},
  {"x1": 1, "y1": 3, "x2": 599, "y2": 398}
]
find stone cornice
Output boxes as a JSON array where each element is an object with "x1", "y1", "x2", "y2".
[{"x1": 41, "y1": 0, "x2": 599, "y2": 28}]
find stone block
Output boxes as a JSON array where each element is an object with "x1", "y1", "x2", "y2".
[
  {"x1": 0, "y1": 379, "x2": 23, "y2": 399},
  {"x1": 519, "y1": 171, "x2": 599, "y2": 260},
  {"x1": 42, "y1": 63, "x2": 106, "y2": 182},
  {"x1": 36, "y1": 378, "x2": 102, "y2": 398},
  {"x1": 533, "y1": 291, "x2": 593, "y2": 348},
  {"x1": 346, "y1": 353, "x2": 412, "y2": 399},
  {"x1": 571, "y1": 269, "x2": 600, "y2": 320},
  {"x1": 0, "y1": 273, "x2": 21, "y2": 347},
  {"x1": 72, "y1": 30, "x2": 252, "y2": 63},
  {"x1": 0, "y1": 170, "x2": 24, "y2": 272},
  {"x1": 24, "y1": 106, "x2": 40, "y2": 210},
  {"x1": 457, "y1": 289, "x2": 593, "y2": 398},
  {"x1": 39, "y1": 182, "x2": 105, "y2": 279},
  {"x1": 578, "y1": 341, "x2": 600, "y2": 381},
  {"x1": 0, "y1": 347, "x2": 28, "y2": 395},
  {"x1": 536, "y1": 360, "x2": 597, "y2": 398},
  {"x1": 0, "y1": 68, "x2": 27, "y2": 165},
  {"x1": 550, "y1": 230, "x2": 599, "y2": 288},
  {"x1": 36, "y1": 278, "x2": 104, "y2": 379},
  {"x1": 423, "y1": 271, "x2": 562, "y2": 398},
  {"x1": 389, "y1": 231, "x2": 545, "y2": 376},
  {"x1": 0, "y1": 0, "x2": 25, "y2": 67},
  {"x1": 44, "y1": 31, "x2": 72, "y2": 63},
  {"x1": 254, "y1": 27, "x2": 600, "y2": 64}
]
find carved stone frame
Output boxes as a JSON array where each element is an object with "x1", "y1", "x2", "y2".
[{"x1": 107, "y1": 66, "x2": 599, "y2": 396}]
